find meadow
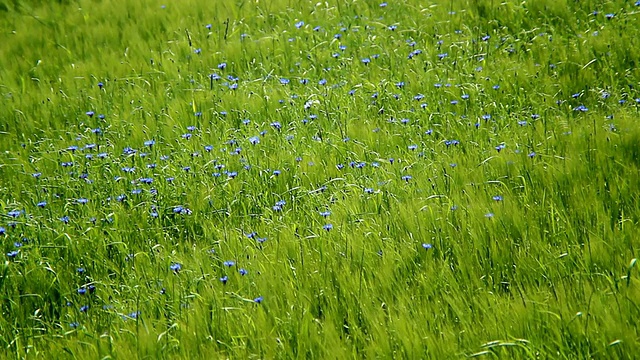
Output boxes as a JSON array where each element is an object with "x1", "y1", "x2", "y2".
[{"x1": 0, "y1": 0, "x2": 639, "y2": 358}]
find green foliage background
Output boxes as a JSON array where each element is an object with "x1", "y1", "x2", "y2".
[{"x1": 0, "y1": 0, "x2": 639, "y2": 358}]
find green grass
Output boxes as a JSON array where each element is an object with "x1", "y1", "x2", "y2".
[{"x1": 0, "y1": 0, "x2": 639, "y2": 358}]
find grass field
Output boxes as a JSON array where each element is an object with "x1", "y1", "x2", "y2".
[{"x1": 0, "y1": 0, "x2": 639, "y2": 358}]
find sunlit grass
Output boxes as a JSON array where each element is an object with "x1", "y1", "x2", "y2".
[{"x1": 0, "y1": 0, "x2": 639, "y2": 358}]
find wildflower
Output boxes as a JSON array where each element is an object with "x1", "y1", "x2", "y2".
[
  {"x1": 422, "y1": 243, "x2": 432, "y2": 250},
  {"x1": 253, "y1": 296, "x2": 263, "y2": 303},
  {"x1": 170, "y1": 263, "x2": 182, "y2": 272},
  {"x1": 323, "y1": 224, "x2": 333, "y2": 231},
  {"x1": 492, "y1": 195, "x2": 503, "y2": 201},
  {"x1": 239, "y1": 268, "x2": 248, "y2": 276},
  {"x1": 220, "y1": 276, "x2": 228, "y2": 284},
  {"x1": 223, "y1": 260, "x2": 235, "y2": 267}
]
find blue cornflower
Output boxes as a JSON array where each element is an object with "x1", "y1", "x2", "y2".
[
  {"x1": 422, "y1": 243, "x2": 433, "y2": 250},
  {"x1": 361, "y1": 58, "x2": 371, "y2": 64},
  {"x1": 319, "y1": 211, "x2": 331, "y2": 217},
  {"x1": 485, "y1": 213, "x2": 494, "y2": 218},
  {"x1": 239, "y1": 268, "x2": 248, "y2": 276},
  {"x1": 257, "y1": 237, "x2": 267, "y2": 244},
  {"x1": 408, "y1": 144, "x2": 418, "y2": 151},
  {"x1": 223, "y1": 260, "x2": 235, "y2": 267},
  {"x1": 170, "y1": 263, "x2": 182, "y2": 272},
  {"x1": 318, "y1": 79, "x2": 327, "y2": 86},
  {"x1": 528, "y1": 152, "x2": 536, "y2": 158},
  {"x1": 253, "y1": 296, "x2": 263, "y2": 303},
  {"x1": 80, "y1": 305, "x2": 89, "y2": 312},
  {"x1": 60, "y1": 216, "x2": 70, "y2": 224},
  {"x1": 218, "y1": 62, "x2": 227, "y2": 70},
  {"x1": 493, "y1": 195, "x2": 503, "y2": 201},
  {"x1": 280, "y1": 78, "x2": 290, "y2": 85},
  {"x1": 323, "y1": 224, "x2": 333, "y2": 231},
  {"x1": 86, "y1": 111, "x2": 94, "y2": 117},
  {"x1": 295, "y1": 21, "x2": 304, "y2": 28},
  {"x1": 7, "y1": 250, "x2": 18, "y2": 258},
  {"x1": 402, "y1": 175, "x2": 412, "y2": 182},
  {"x1": 220, "y1": 276, "x2": 228, "y2": 284},
  {"x1": 77, "y1": 288, "x2": 87, "y2": 295},
  {"x1": 77, "y1": 198, "x2": 88, "y2": 204}
]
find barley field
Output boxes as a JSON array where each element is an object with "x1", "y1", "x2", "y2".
[{"x1": 0, "y1": 0, "x2": 639, "y2": 358}]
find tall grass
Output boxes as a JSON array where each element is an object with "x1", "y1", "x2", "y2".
[{"x1": 0, "y1": 0, "x2": 639, "y2": 358}]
